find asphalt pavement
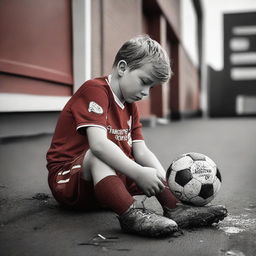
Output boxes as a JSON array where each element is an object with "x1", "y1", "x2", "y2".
[{"x1": 0, "y1": 118, "x2": 256, "y2": 256}]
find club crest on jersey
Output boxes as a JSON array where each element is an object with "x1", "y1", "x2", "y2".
[{"x1": 88, "y1": 101, "x2": 103, "y2": 114}]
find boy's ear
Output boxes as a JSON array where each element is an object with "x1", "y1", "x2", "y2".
[{"x1": 117, "y1": 60, "x2": 128, "y2": 76}]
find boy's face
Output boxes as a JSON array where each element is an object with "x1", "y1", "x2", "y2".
[{"x1": 118, "y1": 62, "x2": 160, "y2": 103}]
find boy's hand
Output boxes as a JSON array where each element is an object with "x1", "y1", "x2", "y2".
[{"x1": 135, "y1": 167, "x2": 165, "y2": 197}]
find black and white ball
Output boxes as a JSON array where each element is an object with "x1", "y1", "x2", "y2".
[{"x1": 166, "y1": 152, "x2": 222, "y2": 206}]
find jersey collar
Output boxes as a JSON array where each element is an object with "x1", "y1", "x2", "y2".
[{"x1": 105, "y1": 75, "x2": 125, "y2": 110}]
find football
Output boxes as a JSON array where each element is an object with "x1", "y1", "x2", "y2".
[{"x1": 166, "y1": 152, "x2": 222, "y2": 206}]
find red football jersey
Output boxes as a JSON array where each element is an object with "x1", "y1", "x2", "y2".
[{"x1": 46, "y1": 76, "x2": 144, "y2": 171}]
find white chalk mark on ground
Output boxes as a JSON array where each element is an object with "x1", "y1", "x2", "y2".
[
  {"x1": 220, "y1": 227, "x2": 245, "y2": 234},
  {"x1": 223, "y1": 249, "x2": 246, "y2": 256},
  {"x1": 218, "y1": 212, "x2": 256, "y2": 234}
]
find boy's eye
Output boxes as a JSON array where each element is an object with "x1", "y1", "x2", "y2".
[
  {"x1": 141, "y1": 79, "x2": 147, "y2": 85},
  {"x1": 141, "y1": 78, "x2": 152, "y2": 85}
]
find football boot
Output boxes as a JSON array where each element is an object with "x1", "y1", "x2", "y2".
[
  {"x1": 118, "y1": 207, "x2": 178, "y2": 237},
  {"x1": 163, "y1": 203, "x2": 228, "y2": 228}
]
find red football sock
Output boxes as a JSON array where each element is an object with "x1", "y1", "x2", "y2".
[
  {"x1": 94, "y1": 175, "x2": 135, "y2": 215},
  {"x1": 155, "y1": 181, "x2": 179, "y2": 209}
]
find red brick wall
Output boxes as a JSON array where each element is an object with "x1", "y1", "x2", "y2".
[
  {"x1": 157, "y1": 0, "x2": 180, "y2": 37},
  {"x1": 179, "y1": 45, "x2": 200, "y2": 113},
  {"x1": 0, "y1": 0, "x2": 73, "y2": 96},
  {"x1": 101, "y1": 0, "x2": 143, "y2": 75}
]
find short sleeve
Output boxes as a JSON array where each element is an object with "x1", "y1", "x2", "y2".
[
  {"x1": 131, "y1": 103, "x2": 144, "y2": 142},
  {"x1": 70, "y1": 84, "x2": 109, "y2": 133}
]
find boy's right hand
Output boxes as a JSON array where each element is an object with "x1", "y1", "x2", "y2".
[{"x1": 135, "y1": 167, "x2": 165, "y2": 197}]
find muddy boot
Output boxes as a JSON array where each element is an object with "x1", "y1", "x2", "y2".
[
  {"x1": 118, "y1": 208, "x2": 178, "y2": 237},
  {"x1": 163, "y1": 204, "x2": 228, "y2": 228}
]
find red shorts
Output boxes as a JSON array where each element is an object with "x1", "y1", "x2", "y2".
[{"x1": 48, "y1": 154, "x2": 143, "y2": 210}]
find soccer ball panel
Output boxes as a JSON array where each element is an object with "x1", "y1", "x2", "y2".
[
  {"x1": 213, "y1": 176, "x2": 221, "y2": 194},
  {"x1": 190, "y1": 161, "x2": 215, "y2": 183},
  {"x1": 167, "y1": 171, "x2": 176, "y2": 186},
  {"x1": 168, "y1": 172, "x2": 188, "y2": 201},
  {"x1": 199, "y1": 183, "x2": 214, "y2": 199},
  {"x1": 205, "y1": 155, "x2": 217, "y2": 169},
  {"x1": 168, "y1": 172, "x2": 184, "y2": 196},
  {"x1": 190, "y1": 195, "x2": 215, "y2": 206},
  {"x1": 175, "y1": 169, "x2": 193, "y2": 186},
  {"x1": 186, "y1": 152, "x2": 206, "y2": 161},
  {"x1": 204, "y1": 195, "x2": 215, "y2": 205},
  {"x1": 183, "y1": 179, "x2": 202, "y2": 199},
  {"x1": 189, "y1": 196, "x2": 208, "y2": 206},
  {"x1": 166, "y1": 164, "x2": 173, "y2": 181},
  {"x1": 171, "y1": 156, "x2": 193, "y2": 171},
  {"x1": 216, "y1": 168, "x2": 222, "y2": 182},
  {"x1": 190, "y1": 195, "x2": 214, "y2": 206}
]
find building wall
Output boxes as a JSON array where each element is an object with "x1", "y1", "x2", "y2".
[
  {"x1": 160, "y1": 0, "x2": 200, "y2": 118},
  {"x1": 102, "y1": 0, "x2": 143, "y2": 75},
  {"x1": 208, "y1": 12, "x2": 256, "y2": 117},
  {"x1": 157, "y1": 0, "x2": 181, "y2": 36},
  {"x1": 179, "y1": 45, "x2": 200, "y2": 114},
  {"x1": 91, "y1": 0, "x2": 200, "y2": 121},
  {"x1": 0, "y1": 0, "x2": 202, "y2": 138},
  {"x1": 0, "y1": 0, "x2": 73, "y2": 98},
  {"x1": 91, "y1": 0, "x2": 103, "y2": 77},
  {"x1": 0, "y1": 0, "x2": 73, "y2": 138}
]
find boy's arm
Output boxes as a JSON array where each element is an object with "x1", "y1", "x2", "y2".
[
  {"x1": 86, "y1": 126, "x2": 164, "y2": 196},
  {"x1": 132, "y1": 141, "x2": 166, "y2": 180}
]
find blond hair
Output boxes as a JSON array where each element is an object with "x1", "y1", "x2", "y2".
[{"x1": 113, "y1": 35, "x2": 171, "y2": 83}]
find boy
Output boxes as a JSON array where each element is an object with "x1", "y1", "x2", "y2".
[{"x1": 46, "y1": 35, "x2": 227, "y2": 237}]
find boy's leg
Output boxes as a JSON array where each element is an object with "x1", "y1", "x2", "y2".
[
  {"x1": 152, "y1": 180, "x2": 227, "y2": 228},
  {"x1": 81, "y1": 151, "x2": 178, "y2": 237},
  {"x1": 127, "y1": 179, "x2": 178, "y2": 209},
  {"x1": 48, "y1": 152, "x2": 99, "y2": 210},
  {"x1": 155, "y1": 181, "x2": 179, "y2": 209},
  {"x1": 81, "y1": 150, "x2": 135, "y2": 215}
]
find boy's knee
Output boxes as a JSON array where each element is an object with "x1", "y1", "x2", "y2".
[
  {"x1": 82, "y1": 150, "x2": 102, "y2": 180},
  {"x1": 83, "y1": 149, "x2": 101, "y2": 168},
  {"x1": 83, "y1": 150, "x2": 117, "y2": 183},
  {"x1": 89, "y1": 150, "x2": 106, "y2": 169}
]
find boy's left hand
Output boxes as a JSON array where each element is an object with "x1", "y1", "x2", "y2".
[
  {"x1": 156, "y1": 169, "x2": 165, "y2": 180},
  {"x1": 135, "y1": 167, "x2": 165, "y2": 197}
]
